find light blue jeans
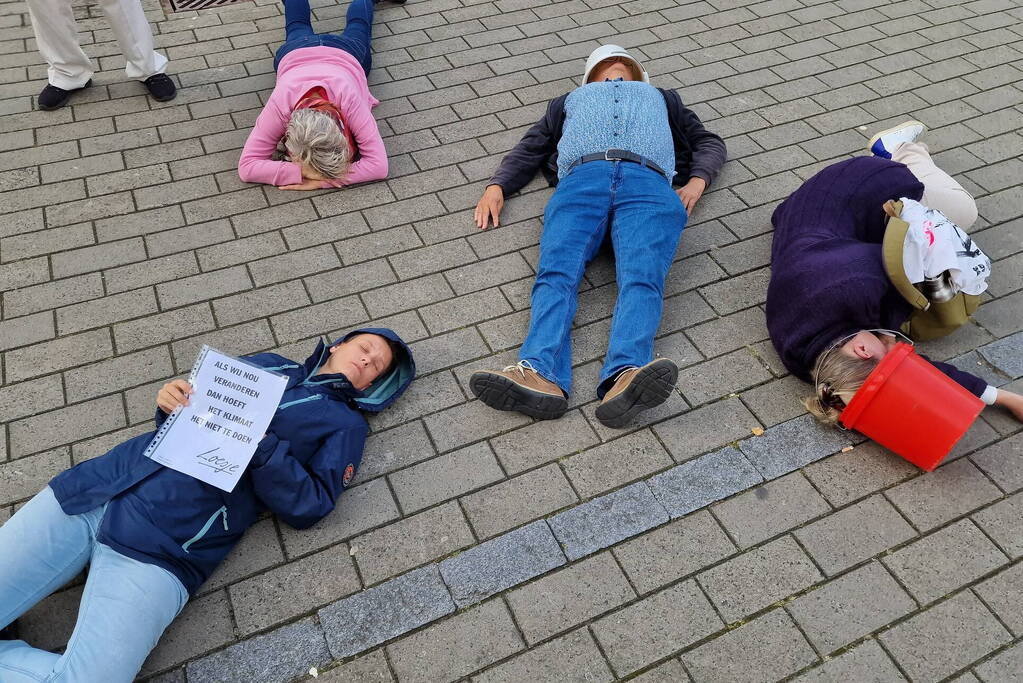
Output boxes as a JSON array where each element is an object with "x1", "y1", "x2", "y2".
[{"x1": 0, "y1": 487, "x2": 188, "y2": 683}]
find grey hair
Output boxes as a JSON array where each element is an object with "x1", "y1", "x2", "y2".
[
  {"x1": 804, "y1": 350, "x2": 878, "y2": 426},
  {"x1": 284, "y1": 108, "x2": 350, "y2": 180}
]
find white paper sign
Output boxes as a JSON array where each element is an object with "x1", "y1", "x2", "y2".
[{"x1": 144, "y1": 346, "x2": 289, "y2": 492}]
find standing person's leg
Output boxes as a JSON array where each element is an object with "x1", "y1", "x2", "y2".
[
  {"x1": 892, "y1": 141, "x2": 978, "y2": 229},
  {"x1": 97, "y1": 0, "x2": 167, "y2": 83},
  {"x1": 44, "y1": 543, "x2": 188, "y2": 682},
  {"x1": 595, "y1": 163, "x2": 686, "y2": 427},
  {"x1": 0, "y1": 488, "x2": 103, "y2": 681},
  {"x1": 26, "y1": 0, "x2": 94, "y2": 108},
  {"x1": 470, "y1": 162, "x2": 615, "y2": 418}
]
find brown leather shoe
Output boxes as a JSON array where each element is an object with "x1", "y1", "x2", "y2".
[
  {"x1": 595, "y1": 358, "x2": 678, "y2": 428},
  {"x1": 470, "y1": 362, "x2": 568, "y2": 420}
]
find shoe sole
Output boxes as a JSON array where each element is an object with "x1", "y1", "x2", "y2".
[
  {"x1": 38, "y1": 79, "x2": 91, "y2": 111},
  {"x1": 595, "y1": 359, "x2": 678, "y2": 429},
  {"x1": 867, "y1": 120, "x2": 926, "y2": 153},
  {"x1": 469, "y1": 372, "x2": 568, "y2": 420}
]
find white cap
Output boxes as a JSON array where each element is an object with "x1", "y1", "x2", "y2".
[{"x1": 582, "y1": 44, "x2": 650, "y2": 84}]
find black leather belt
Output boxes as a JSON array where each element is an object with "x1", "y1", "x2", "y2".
[{"x1": 566, "y1": 149, "x2": 668, "y2": 177}]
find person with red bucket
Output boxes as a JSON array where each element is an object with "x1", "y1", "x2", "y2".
[{"x1": 766, "y1": 121, "x2": 1023, "y2": 468}]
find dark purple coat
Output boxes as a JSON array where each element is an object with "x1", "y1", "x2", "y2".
[{"x1": 766, "y1": 156, "x2": 985, "y2": 396}]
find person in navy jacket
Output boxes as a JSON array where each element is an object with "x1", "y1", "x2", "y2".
[{"x1": 0, "y1": 328, "x2": 414, "y2": 682}]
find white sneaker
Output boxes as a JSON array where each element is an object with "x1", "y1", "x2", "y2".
[{"x1": 868, "y1": 120, "x2": 926, "y2": 159}]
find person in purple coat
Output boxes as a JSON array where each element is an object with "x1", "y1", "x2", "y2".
[{"x1": 767, "y1": 121, "x2": 1023, "y2": 425}]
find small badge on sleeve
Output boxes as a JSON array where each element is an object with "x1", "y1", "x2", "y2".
[{"x1": 342, "y1": 464, "x2": 355, "y2": 487}]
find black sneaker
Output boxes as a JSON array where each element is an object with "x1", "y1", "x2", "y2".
[
  {"x1": 143, "y1": 73, "x2": 177, "y2": 102},
  {"x1": 0, "y1": 620, "x2": 18, "y2": 640},
  {"x1": 38, "y1": 80, "x2": 91, "y2": 110}
]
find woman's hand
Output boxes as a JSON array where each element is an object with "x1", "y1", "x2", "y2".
[
  {"x1": 994, "y1": 389, "x2": 1023, "y2": 422},
  {"x1": 280, "y1": 178, "x2": 323, "y2": 191},
  {"x1": 157, "y1": 379, "x2": 193, "y2": 415},
  {"x1": 474, "y1": 184, "x2": 505, "y2": 229},
  {"x1": 676, "y1": 176, "x2": 707, "y2": 213}
]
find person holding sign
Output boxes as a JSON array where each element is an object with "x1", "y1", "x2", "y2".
[{"x1": 0, "y1": 329, "x2": 414, "y2": 682}]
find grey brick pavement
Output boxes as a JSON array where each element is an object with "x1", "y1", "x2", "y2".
[{"x1": 1, "y1": 0, "x2": 1022, "y2": 680}]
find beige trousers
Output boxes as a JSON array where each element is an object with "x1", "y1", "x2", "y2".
[
  {"x1": 892, "y1": 141, "x2": 978, "y2": 230},
  {"x1": 27, "y1": 0, "x2": 167, "y2": 90}
]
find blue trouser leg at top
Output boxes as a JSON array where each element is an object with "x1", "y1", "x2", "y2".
[
  {"x1": 519, "y1": 162, "x2": 617, "y2": 395},
  {"x1": 335, "y1": 0, "x2": 374, "y2": 73},
  {"x1": 599, "y1": 163, "x2": 687, "y2": 396},
  {"x1": 275, "y1": 0, "x2": 374, "y2": 73}
]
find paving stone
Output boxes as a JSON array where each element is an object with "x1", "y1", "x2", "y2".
[
  {"x1": 64, "y1": 346, "x2": 174, "y2": 404},
  {"x1": 885, "y1": 458, "x2": 1003, "y2": 532},
  {"x1": 879, "y1": 591, "x2": 1011, "y2": 683},
  {"x1": 320, "y1": 565, "x2": 455, "y2": 659},
  {"x1": 186, "y1": 617, "x2": 331, "y2": 683},
  {"x1": 974, "y1": 562, "x2": 1023, "y2": 637},
  {"x1": 975, "y1": 641, "x2": 1023, "y2": 683},
  {"x1": 279, "y1": 477, "x2": 400, "y2": 558},
  {"x1": 683, "y1": 609, "x2": 817, "y2": 683},
  {"x1": 144, "y1": 590, "x2": 235, "y2": 675},
  {"x1": 612, "y1": 508, "x2": 734, "y2": 595},
  {"x1": 201, "y1": 517, "x2": 284, "y2": 593},
  {"x1": 789, "y1": 561, "x2": 916, "y2": 653},
  {"x1": 561, "y1": 429, "x2": 673, "y2": 499},
  {"x1": 114, "y1": 303, "x2": 216, "y2": 353},
  {"x1": 472, "y1": 627, "x2": 613, "y2": 683},
  {"x1": 0, "y1": 376, "x2": 65, "y2": 423},
  {"x1": 549, "y1": 481, "x2": 669, "y2": 560},
  {"x1": 676, "y1": 347, "x2": 773, "y2": 405},
  {"x1": 317, "y1": 649, "x2": 393, "y2": 682},
  {"x1": 647, "y1": 446, "x2": 764, "y2": 519},
  {"x1": 390, "y1": 442, "x2": 503, "y2": 514},
  {"x1": 461, "y1": 464, "x2": 578, "y2": 540},
  {"x1": 440, "y1": 520, "x2": 566, "y2": 608},
  {"x1": 973, "y1": 492, "x2": 1023, "y2": 558},
  {"x1": 269, "y1": 297, "x2": 368, "y2": 344},
  {"x1": 4, "y1": 273, "x2": 105, "y2": 318},
  {"x1": 9, "y1": 395, "x2": 124, "y2": 459},
  {"x1": 386, "y1": 599, "x2": 524, "y2": 683},
  {"x1": 354, "y1": 501, "x2": 475, "y2": 585},
  {"x1": 16, "y1": 584, "x2": 80, "y2": 652},
  {"x1": 56, "y1": 289, "x2": 159, "y2": 336},
  {"x1": 713, "y1": 471, "x2": 832, "y2": 549},
  {"x1": 357, "y1": 420, "x2": 435, "y2": 482},
  {"x1": 0, "y1": 312, "x2": 54, "y2": 353},
  {"x1": 423, "y1": 399, "x2": 531, "y2": 454},
  {"x1": 978, "y1": 330, "x2": 1023, "y2": 378},
  {"x1": 795, "y1": 495, "x2": 917, "y2": 576},
  {"x1": 793, "y1": 639, "x2": 906, "y2": 683},
  {"x1": 652, "y1": 398, "x2": 760, "y2": 463},
  {"x1": 803, "y1": 441, "x2": 919, "y2": 507},
  {"x1": 592, "y1": 580, "x2": 722, "y2": 678},
  {"x1": 740, "y1": 414, "x2": 859, "y2": 479},
  {"x1": 699, "y1": 536, "x2": 824, "y2": 623},
  {"x1": 229, "y1": 545, "x2": 361, "y2": 635},
  {"x1": 489, "y1": 409, "x2": 599, "y2": 475}
]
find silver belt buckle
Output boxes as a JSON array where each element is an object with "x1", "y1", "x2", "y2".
[{"x1": 604, "y1": 149, "x2": 616, "y2": 162}]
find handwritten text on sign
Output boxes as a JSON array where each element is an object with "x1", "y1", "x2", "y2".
[{"x1": 146, "y1": 347, "x2": 288, "y2": 492}]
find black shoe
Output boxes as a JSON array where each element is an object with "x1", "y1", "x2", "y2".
[
  {"x1": 143, "y1": 73, "x2": 177, "y2": 102},
  {"x1": 595, "y1": 358, "x2": 678, "y2": 428},
  {"x1": 38, "y1": 80, "x2": 91, "y2": 110},
  {"x1": 0, "y1": 620, "x2": 18, "y2": 640}
]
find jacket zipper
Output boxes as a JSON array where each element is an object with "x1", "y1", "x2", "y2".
[
  {"x1": 277, "y1": 394, "x2": 323, "y2": 411},
  {"x1": 182, "y1": 506, "x2": 229, "y2": 553},
  {"x1": 262, "y1": 363, "x2": 300, "y2": 371}
]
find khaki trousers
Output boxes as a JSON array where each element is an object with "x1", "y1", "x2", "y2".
[{"x1": 892, "y1": 141, "x2": 978, "y2": 230}]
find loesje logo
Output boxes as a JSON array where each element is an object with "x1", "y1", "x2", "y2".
[{"x1": 342, "y1": 464, "x2": 355, "y2": 487}]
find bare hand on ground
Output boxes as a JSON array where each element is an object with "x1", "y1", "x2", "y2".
[
  {"x1": 995, "y1": 389, "x2": 1023, "y2": 423},
  {"x1": 281, "y1": 178, "x2": 323, "y2": 191},
  {"x1": 474, "y1": 184, "x2": 505, "y2": 229},
  {"x1": 157, "y1": 379, "x2": 193, "y2": 415},
  {"x1": 676, "y1": 176, "x2": 707, "y2": 214}
]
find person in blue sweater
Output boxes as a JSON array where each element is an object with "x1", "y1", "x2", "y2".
[
  {"x1": 0, "y1": 328, "x2": 414, "y2": 682},
  {"x1": 767, "y1": 121, "x2": 1023, "y2": 426}
]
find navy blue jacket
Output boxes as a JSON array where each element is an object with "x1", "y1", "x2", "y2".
[
  {"x1": 49, "y1": 328, "x2": 414, "y2": 595},
  {"x1": 767, "y1": 157, "x2": 985, "y2": 395}
]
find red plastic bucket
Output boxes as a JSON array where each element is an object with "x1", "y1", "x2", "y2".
[{"x1": 839, "y1": 342, "x2": 984, "y2": 471}]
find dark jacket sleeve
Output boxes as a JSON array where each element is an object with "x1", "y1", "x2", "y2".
[
  {"x1": 249, "y1": 425, "x2": 368, "y2": 529},
  {"x1": 922, "y1": 356, "x2": 988, "y2": 398},
  {"x1": 487, "y1": 97, "x2": 564, "y2": 197},
  {"x1": 663, "y1": 89, "x2": 726, "y2": 188}
]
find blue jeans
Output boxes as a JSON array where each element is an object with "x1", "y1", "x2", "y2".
[
  {"x1": 519, "y1": 160, "x2": 687, "y2": 397},
  {"x1": 0, "y1": 487, "x2": 188, "y2": 683},
  {"x1": 273, "y1": 0, "x2": 374, "y2": 73}
]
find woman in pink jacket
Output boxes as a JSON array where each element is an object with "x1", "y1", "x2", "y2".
[{"x1": 238, "y1": 0, "x2": 400, "y2": 190}]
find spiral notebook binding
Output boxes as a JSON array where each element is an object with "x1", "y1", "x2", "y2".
[{"x1": 143, "y1": 344, "x2": 211, "y2": 460}]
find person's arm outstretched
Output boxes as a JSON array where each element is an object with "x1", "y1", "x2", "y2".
[
  {"x1": 238, "y1": 101, "x2": 307, "y2": 188},
  {"x1": 475, "y1": 99, "x2": 560, "y2": 229}
]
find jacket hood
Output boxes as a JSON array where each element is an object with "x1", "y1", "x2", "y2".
[
  {"x1": 583, "y1": 44, "x2": 650, "y2": 84},
  {"x1": 302, "y1": 328, "x2": 416, "y2": 412}
]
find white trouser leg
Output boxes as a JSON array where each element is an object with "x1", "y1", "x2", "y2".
[
  {"x1": 97, "y1": 0, "x2": 167, "y2": 81},
  {"x1": 892, "y1": 141, "x2": 979, "y2": 230},
  {"x1": 26, "y1": 0, "x2": 94, "y2": 90}
]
